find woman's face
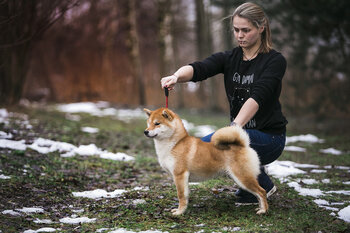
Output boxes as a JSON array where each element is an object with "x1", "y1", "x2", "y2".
[{"x1": 233, "y1": 16, "x2": 263, "y2": 50}]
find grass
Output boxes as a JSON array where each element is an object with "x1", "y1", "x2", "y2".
[{"x1": 0, "y1": 104, "x2": 349, "y2": 232}]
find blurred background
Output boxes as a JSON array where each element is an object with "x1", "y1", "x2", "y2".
[{"x1": 1, "y1": 0, "x2": 349, "y2": 131}]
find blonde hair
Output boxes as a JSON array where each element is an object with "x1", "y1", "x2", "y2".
[{"x1": 232, "y1": 2, "x2": 272, "y2": 53}]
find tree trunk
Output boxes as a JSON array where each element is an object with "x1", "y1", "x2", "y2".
[
  {"x1": 170, "y1": 0, "x2": 186, "y2": 108},
  {"x1": 194, "y1": 0, "x2": 208, "y2": 107},
  {"x1": 195, "y1": 0, "x2": 216, "y2": 110},
  {"x1": 222, "y1": 0, "x2": 233, "y2": 51},
  {"x1": 0, "y1": 1, "x2": 34, "y2": 105},
  {"x1": 128, "y1": 0, "x2": 146, "y2": 106}
]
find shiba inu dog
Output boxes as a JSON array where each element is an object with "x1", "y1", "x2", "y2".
[{"x1": 143, "y1": 108, "x2": 267, "y2": 216}]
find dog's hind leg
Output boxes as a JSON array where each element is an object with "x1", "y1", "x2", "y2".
[
  {"x1": 227, "y1": 167, "x2": 268, "y2": 214},
  {"x1": 172, "y1": 171, "x2": 190, "y2": 215},
  {"x1": 242, "y1": 179, "x2": 268, "y2": 215}
]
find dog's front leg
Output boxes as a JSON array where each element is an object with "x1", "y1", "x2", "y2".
[{"x1": 171, "y1": 171, "x2": 189, "y2": 215}]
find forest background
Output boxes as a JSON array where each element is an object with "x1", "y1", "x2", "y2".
[{"x1": 1, "y1": 0, "x2": 349, "y2": 128}]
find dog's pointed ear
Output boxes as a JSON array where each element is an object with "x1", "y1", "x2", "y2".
[
  {"x1": 162, "y1": 109, "x2": 173, "y2": 121},
  {"x1": 144, "y1": 108, "x2": 152, "y2": 117}
]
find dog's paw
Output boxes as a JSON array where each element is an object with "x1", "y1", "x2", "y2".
[
  {"x1": 255, "y1": 207, "x2": 267, "y2": 215},
  {"x1": 171, "y1": 208, "x2": 185, "y2": 216}
]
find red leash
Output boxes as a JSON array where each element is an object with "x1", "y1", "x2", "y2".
[{"x1": 164, "y1": 87, "x2": 169, "y2": 108}]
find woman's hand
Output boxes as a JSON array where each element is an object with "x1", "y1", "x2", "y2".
[
  {"x1": 161, "y1": 74, "x2": 179, "y2": 90},
  {"x1": 160, "y1": 65, "x2": 194, "y2": 90}
]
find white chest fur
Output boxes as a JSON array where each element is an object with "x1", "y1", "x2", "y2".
[{"x1": 154, "y1": 140, "x2": 176, "y2": 174}]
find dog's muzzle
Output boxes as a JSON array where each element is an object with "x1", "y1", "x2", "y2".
[{"x1": 144, "y1": 130, "x2": 157, "y2": 138}]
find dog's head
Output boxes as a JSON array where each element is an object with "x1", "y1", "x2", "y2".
[{"x1": 143, "y1": 108, "x2": 177, "y2": 140}]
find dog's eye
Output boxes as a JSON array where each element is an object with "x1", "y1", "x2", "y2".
[{"x1": 154, "y1": 122, "x2": 160, "y2": 126}]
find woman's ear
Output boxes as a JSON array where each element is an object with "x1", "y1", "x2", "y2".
[{"x1": 259, "y1": 25, "x2": 265, "y2": 34}]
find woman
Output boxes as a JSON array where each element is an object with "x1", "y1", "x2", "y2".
[{"x1": 161, "y1": 2, "x2": 287, "y2": 203}]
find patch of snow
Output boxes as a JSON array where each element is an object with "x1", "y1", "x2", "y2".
[
  {"x1": 284, "y1": 146, "x2": 306, "y2": 152},
  {"x1": 331, "y1": 202, "x2": 346, "y2": 206},
  {"x1": 99, "y1": 152, "x2": 134, "y2": 161},
  {"x1": 0, "y1": 109, "x2": 8, "y2": 117},
  {"x1": 195, "y1": 224, "x2": 205, "y2": 227},
  {"x1": 0, "y1": 131, "x2": 13, "y2": 139},
  {"x1": 133, "y1": 186, "x2": 150, "y2": 191},
  {"x1": 71, "y1": 209, "x2": 84, "y2": 213},
  {"x1": 287, "y1": 182, "x2": 324, "y2": 197},
  {"x1": 0, "y1": 174, "x2": 11, "y2": 179},
  {"x1": 189, "y1": 182, "x2": 200, "y2": 186},
  {"x1": 81, "y1": 127, "x2": 99, "y2": 133},
  {"x1": 0, "y1": 109, "x2": 9, "y2": 124},
  {"x1": 23, "y1": 228, "x2": 57, "y2": 233},
  {"x1": 16, "y1": 207, "x2": 44, "y2": 214},
  {"x1": 72, "y1": 189, "x2": 127, "y2": 199},
  {"x1": 266, "y1": 161, "x2": 307, "y2": 178},
  {"x1": 56, "y1": 102, "x2": 146, "y2": 122},
  {"x1": 222, "y1": 227, "x2": 241, "y2": 232},
  {"x1": 310, "y1": 169, "x2": 327, "y2": 173},
  {"x1": 301, "y1": 179, "x2": 318, "y2": 185},
  {"x1": 338, "y1": 206, "x2": 350, "y2": 223},
  {"x1": 33, "y1": 219, "x2": 54, "y2": 224},
  {"x1": 108, "y1": 229, "x2": 168, "y2": 233},
  {"x1": 132, "y1": 199, "x2": 146, "y2": 205},
  {"x1": 56, "y1": 102, "x2": 101, "y2": 114},
  {"x1": 320, "y1": 148, "x2": 342, "y2": 155},
  {"x1": 271, "y1": 160, "x2": 319, "y2": 169},
  {"x1": 59, "y1": 216, "x2": 96, "y2": 224},
  {"x1": 116, "y1": 109, "x2": 146, "y2": 122},
  {"x1": 74, "y1": 144, "x2": 101, "y2": 156},
  {"x1": 0, "y1": 137, "x2": 134, "y2": 162},
  {"x1": 0, "y1": 139, "x2": 26, "y2": 151},
  {"x1": 319, "y1": 206, "x2": 339, "y2": 211},
  {"x1": 314, "y1": 199, "x2": 329, "y2": 205},
  {"x1": 2, "y1": 210, "x2": 21, "y2": 216},
  {"x1": 294, "y1": 164, "x2": 320, "y2": 169},
  {"x1": 335, "y1": 166, "x2": 350, "y2": 170},
  {"x1": 29, "y1": 138, "x2": 76, "y2": 154},
  {"x1": 286, "y1": 134, "x2": 324, "y2": 144},
  {"x1": 325, "y1": 190, "x2": 350, "y2": 195}
]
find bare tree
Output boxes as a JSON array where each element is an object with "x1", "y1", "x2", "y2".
[
  {"x1": 127, "y1": 0, "x2": 146, "y2": 106},
  {"x1": 195, "y1": 0, "x2": 218, "y2": 110},
  {"x1": 0, "y1": 0, "x2": 79, "y2": 105}
]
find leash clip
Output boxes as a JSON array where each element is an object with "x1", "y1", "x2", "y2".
[{"x1": 164, "y1": 87, "x2": 169, "y2": 108}]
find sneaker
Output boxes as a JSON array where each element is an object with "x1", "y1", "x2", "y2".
[
  {"x1": 235, "y1": 188, "x2": 250, "y2": 197},
  {"x1": 236, "y1": 192, "x2": 259, "y2": 204}
]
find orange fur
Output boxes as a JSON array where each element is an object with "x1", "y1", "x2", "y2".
[{"x1": 144, "y1": 108, "x2": 268, "y2": 215}]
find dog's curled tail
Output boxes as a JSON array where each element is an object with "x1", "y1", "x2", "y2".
[{"x1": 211, "y1": 126, "x2": 250, "y2": 149}]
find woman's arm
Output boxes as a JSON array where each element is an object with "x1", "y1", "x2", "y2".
[
  {"x1": 161, "y1": 65, "x2": 194, "y2": 90},
  {"x1": 233, "y1": 98, "x2": 259, "y2": 127}
]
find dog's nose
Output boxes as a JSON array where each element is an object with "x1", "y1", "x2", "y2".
[{"x1": 144, "y1": 130, "x2": 149, "y2": 136}]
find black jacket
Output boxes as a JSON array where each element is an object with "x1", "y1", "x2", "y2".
[{"x1": 190, "y1": 47, "x2": 287, "y2": 134}]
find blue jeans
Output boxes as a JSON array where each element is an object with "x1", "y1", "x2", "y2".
[{"x1": 201, "y1": 129, "x2": 286, "y2": 165}]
